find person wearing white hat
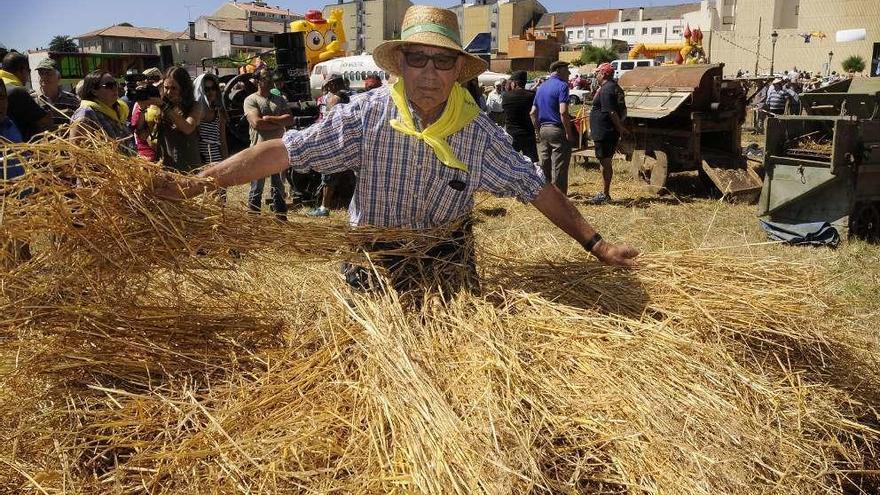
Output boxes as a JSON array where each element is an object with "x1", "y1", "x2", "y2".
[
  {"x1": 766, "y1": 77, "x2": 798, "y2": 116},
  {"x1": 157, "y1": 5, "x2": 638, "y2": 290},
  {"x1": 485, "y1": 78, "x2": 506, "y2": 126}
]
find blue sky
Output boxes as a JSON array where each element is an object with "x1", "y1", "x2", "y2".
[{"x1": 0, "y1": 0, "x2": 649, "y2": 53}]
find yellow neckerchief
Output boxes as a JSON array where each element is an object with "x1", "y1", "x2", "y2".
[
  {"x1": 389, "y1": 79, "x2": 480, "y2": 172},
  {"x1": 0, "y1": 69, "x2": 23, "y2": 87},
  {"x1": 80, "y1": 99, "x2": 130, "y2": 127}
]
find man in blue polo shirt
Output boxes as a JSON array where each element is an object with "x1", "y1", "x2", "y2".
[{"x1": 530, "y1": 61, "x2": 573, "y2": 195}]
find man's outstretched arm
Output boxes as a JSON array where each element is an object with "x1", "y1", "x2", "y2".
[
  {"x1": 154, "y1": 139, "x2": 289, "y2": 199},
  {"x1": 531, "y1": 184, "x2": 639, "y2": 267}
]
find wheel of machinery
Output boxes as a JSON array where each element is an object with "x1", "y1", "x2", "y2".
[
  {"x1": 851, "y1": 201, "x2": 880, "y2": 242},
  {"x1": 630, "y1": 149, "x2": 668, "y2": 195},
  {"x1": 222, "y1": 73, "x2": 259, "y2": 147}
]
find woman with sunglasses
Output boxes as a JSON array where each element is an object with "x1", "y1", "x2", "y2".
[
  {"x1": 70, "y1": 70, "x2": 135, "y2": 155},
  {"x1": 157, "y1": 67, "x2": 203, "y2": 172},
  {"x1": 193, "y1": 73, "x2": 228, "y2": 165}
]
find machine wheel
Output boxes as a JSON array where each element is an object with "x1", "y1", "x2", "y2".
[
  {"x1": 222, "y1": 73, "x2": 259, "y2": 150},
  {"x1": 630, "y1": 149, "x2": 668, "y2": 194},
  {"x1": 851, "y1": 202, "x2": 880, "y2": 242}
]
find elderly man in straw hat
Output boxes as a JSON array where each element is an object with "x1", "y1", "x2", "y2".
[{"x1": 158, "y1": 5, "x2": 638, "y2": 285}]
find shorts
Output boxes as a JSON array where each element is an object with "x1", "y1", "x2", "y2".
[{"x1": 594, "y1": 136, "x2": 620, "y2": 159}]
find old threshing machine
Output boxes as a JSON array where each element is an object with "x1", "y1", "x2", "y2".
[
  {"x1": 757, "y1": 78, "x2": 880, "y2": 241},
  {"x1": 620, "y1": 64, "x2": 762, "y2": 200}
]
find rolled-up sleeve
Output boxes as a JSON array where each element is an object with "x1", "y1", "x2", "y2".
[
  {"x1": 478, "y1": 124, "x2": 546, "y2": 203},
  {"x1": 282, "y1": 99, "x2": 363, "y2": 175}
]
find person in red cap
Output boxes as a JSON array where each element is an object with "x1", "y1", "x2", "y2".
[{"x1": 587, "y1": 62, "x2": 628, "y2": 204}]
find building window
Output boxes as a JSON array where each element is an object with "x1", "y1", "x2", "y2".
[
  {"x1": 120, "y1": 41, "x2": 127, "y2": 51},
  {"x1": 672, "y1": 26, "x2": 682, "y2": 34},
  {"x1": 183, "y1": 44, "x2": 189, "y2": 53},
  {"x1": 622, "y1": 28, "x2": 634, "y2": 36},
  {"x1": 255, "y1": 35, "x2": 262, "y2": 42},
  {"x1": 600, "y1": 29, "x2": 606, "y2": 37},
  {"x1": 642, "y1": 27, "x2": 648, "y2": 35},
  {"x1": 613, "y1": 29, "x2": 618, "y2": 36},
  {"x1": 651, "y1": 27, "x2": 663, "y2": 34},
  {"x1": 232, "y1": 34, "x2": 244, "y2": 45},
  {"x1": 589, "y1": 29, "x2": 595, "y2": 37}
]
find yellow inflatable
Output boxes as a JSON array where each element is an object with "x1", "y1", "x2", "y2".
[
  {"x1": 291, "y1": 9, "x2": 347, "y2": 70},
  {"x1": 628, "y1": 24, "x2": 706, "y2": 65}
]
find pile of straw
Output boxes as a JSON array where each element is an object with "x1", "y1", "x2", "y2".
[{"x1": 1, "y1": 133, "x2": 878, "y2": 493}]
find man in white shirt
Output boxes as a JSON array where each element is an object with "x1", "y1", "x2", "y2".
[{"x1": 485, "y1": 79, "x2": 505, "y2": 125}]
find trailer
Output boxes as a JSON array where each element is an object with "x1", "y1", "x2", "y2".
[
  {"x1": 619, "y1": 64, "x2": 763, "y2": 201},
  {"x1": 757, "y1": 78, "x2": 880, "y2": 241}
]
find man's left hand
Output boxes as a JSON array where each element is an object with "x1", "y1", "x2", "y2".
[
  {"x1": 152, "y1": 173, "x2": 216, "y2": 201},
  {"x1": 591, "y1": 240, "x2": 639, "y2": 267}
]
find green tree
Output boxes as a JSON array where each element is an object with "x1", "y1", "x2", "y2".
[
  {"x1": 48, "y1": 35, "x2": 78, "y2": 53},
  {"x1": 579, "y1": 44, "x2": 617, "y2": 65},
  {"x1": 841, "y1": 55, "x2": 866, "y2": 74}
]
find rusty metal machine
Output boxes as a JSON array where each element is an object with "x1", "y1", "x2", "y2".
[
  {"x1": 757, "y1": 78, "x2": 880, "y2": 241},
  {"x1": 619, "y1": 64, "x2": 762, "y2": 200}
]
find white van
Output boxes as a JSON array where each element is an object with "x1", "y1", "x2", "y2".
[
  {"x1": 311, "y1": 54, "x2": 512, "y2": 97},
  {"x1": 310, "y1": 55, "x2": 390, "y2": 98},
  {"x1": 610, "y1": 59, "x2": 658, "y2": 80}
]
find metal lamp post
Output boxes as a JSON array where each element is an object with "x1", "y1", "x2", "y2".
[
  {"x1": 827, "y1": 51, "x2": 834, "y2": 76},
  {"x1": 770, "y1": 30, "x2": 779, "y2": 76}
]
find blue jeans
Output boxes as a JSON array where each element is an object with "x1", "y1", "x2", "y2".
[{"x1": 248, "y1": 173, "x2": 288, "y2": 216}]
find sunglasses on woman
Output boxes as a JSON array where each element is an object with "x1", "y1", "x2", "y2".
[
  {"x1": 204, "y1": 85, "x2": 218, "y2": 92},
  {"x1": 402, "y1": 51, "x2": 458, "y2": 71}
]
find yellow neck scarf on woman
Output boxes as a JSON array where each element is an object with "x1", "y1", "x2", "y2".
[
  {"x1": 389, "y1": 79, "x2": 480, "y2": 172},
  {"x1": 0, "y1": 69, "x2": 23, "y2": 87},
  {"x1": 80, "y1": 99, "x2": 130, "y2": 127}
]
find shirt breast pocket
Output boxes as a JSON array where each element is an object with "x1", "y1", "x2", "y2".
[{"x1": 423, "y1": 163, "x2": 477, "y2": 222}]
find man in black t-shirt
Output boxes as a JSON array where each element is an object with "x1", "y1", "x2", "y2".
[
  {"x1": 501, "y1": 70, "x2": 538, "y2": 163},
  {"x1": 0, "y1": 52, "x2": 52, "y2": 141},
  {"x1": 588, "y1": 63, "x2": 628, "y2": 204}
]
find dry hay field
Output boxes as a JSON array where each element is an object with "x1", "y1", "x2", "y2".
[{"x1": 1, "y1": 133, "x2": 879, "y2": 494}]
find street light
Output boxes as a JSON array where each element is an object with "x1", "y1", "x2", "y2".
[
  {"x1": 770, "y1": 30, "x2": 779, "y2": 76},
  {"x1": 827, "y1": 51, "x2": 834, "y2": 76}
]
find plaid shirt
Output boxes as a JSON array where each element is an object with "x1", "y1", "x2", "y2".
[{"x1": 283, "y1": 86, "x2": 545, "y2": 229}]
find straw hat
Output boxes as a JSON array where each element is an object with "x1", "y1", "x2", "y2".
[{"x1": 373, "y1": 5, "x2": 488, "y2": 84}]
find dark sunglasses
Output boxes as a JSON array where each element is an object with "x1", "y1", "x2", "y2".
[
  {"x1": 99, "y1": 80, "x2": 118, "y2": 89},
  {"x1": 204, "y1": 85, "x2": 218, "y2": 92},
  {"x1": 402, "y1": 51, "x2": 458, "y2": 71}
]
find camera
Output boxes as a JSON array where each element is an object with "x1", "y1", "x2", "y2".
[
  {"x1": 128, "y1": 83, "x2": 160, "y2": 102},
  {"x1": 123, "y1": 69, "x2": 159, "y2": 102}
]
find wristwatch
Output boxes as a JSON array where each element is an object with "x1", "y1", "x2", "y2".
[{"x1": 582, "y1": 232, "x2": 603, "y2": 253}]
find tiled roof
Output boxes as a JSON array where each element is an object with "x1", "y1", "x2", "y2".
[
  {"x1": 205, "y1": 17, "x2": 287, "y2": 34},
  {"x1": 77, "y1": 25, "x2": 175, "y2": 40},
  {"x1": 563, "y1": 9, "x2": 618, "y2": 27},
  {"x1": 617, "y1": 3, "x2": 701, "y2": 22}
]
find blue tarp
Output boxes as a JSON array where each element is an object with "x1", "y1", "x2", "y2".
[{"x1": 760, "y1": 220, "x2": 840, "y2": 247}]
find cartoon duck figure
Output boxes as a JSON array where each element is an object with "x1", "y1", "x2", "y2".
[{"x1": 291, "y1": 9, "x2": 347, "y2": 70}]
